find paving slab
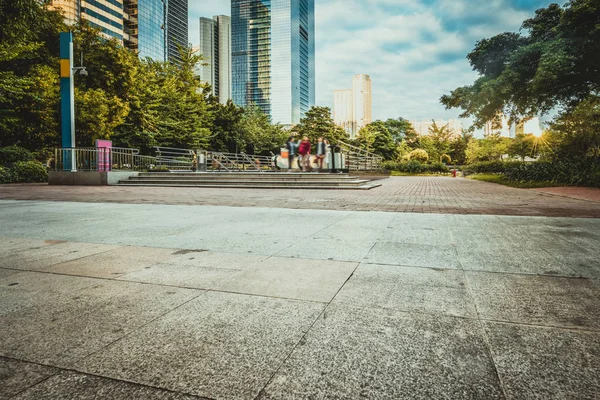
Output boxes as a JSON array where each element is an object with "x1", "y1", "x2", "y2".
[
  {"x1": 0, "y1": 357, "x2": 59, "y2": 400},
  {"x1": 43, "y1": 246, "x2": 179, "y2": 278},
  {"x1": 378, "y1": 226, "x2": 454, "y2": 246},
  {"x1": 0, "y1": 242, "x2": 120, "y2": 271},
  {"x1": 214, "y1": 257, "x2": 358, "y2": 302},
  {"x1": 0, "y1": 236, "x2": 58, "y2": 255},
  {"x1": 0, "y1": 268, "x2": 20, "y2": 280},
  {"x1": 277, "y1": 237, "x2": 376, "y2": 262},
  {"x1": 0, "y1": 273, "x2": 201, "y2": 367},
  {"x1": 467, "y1": 272, "x2": 600, "y2": 330},
  {"x1": 258, "y1": 304, "x2": 503, "y2": 400},
  {"x1": 363, "y1": 242, "x2": 461, "y2": 269},
  {"x1": 333, "y1": 264, "x2": 477, "y2": 317},
  {"x1": 77, "y1": 291, "x2": 324, "y2": 400},
  {"x1": 11, "y1": 370, "x2": 202, "y2": 400},
  {"x1": 119, "y1": 263, "x2": 240, "y2": 289},
  {"x1": 167, "y1": 250, "x2": 268, "y2": 270},
  {"x1": 485, "y1": 322, "x2": 600, "y2": 399}
]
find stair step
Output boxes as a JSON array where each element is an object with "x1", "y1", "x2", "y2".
[
  {"x1": 117, "y1": 183, "x2": 381, "y2": 190},
  {"x1": 120, "y1": 179, "x2": 369, "y2": 187}
]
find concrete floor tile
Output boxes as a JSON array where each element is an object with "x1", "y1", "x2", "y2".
[
  {"x1": 215, "y1": 257, "x2": 358, "y2": 302},
  {"x1": 119, "y1": 263, "x2": 240, "y2": 289},
  {"x1": 378, "y1": 227, "x2": 454, "y2": 245},
  {"x1": 277, "y1": 237, "x2": 376, "y2": 262},
  {"x1": 364, "y1": 242, "x2": 460, "y2": 269},
  {"x1": 11, "y1": 370, "x2": 201, "y2": 400},
  {"x1": 467, "y1": 272, "x2": 600, "y2": 329},
  {"x1": 485, "y1": 322, "x2": 600, "y2": 399},
  {"x1": 0, "y1": 236, "x2": 58, "y2": 255},
  {"x1": 167, "y1": 251, "x2": 267, "y2": 270},
  {"x1": 0, "y1": 242, "x2": 120, "y2": 271},
  {"x1": 0, "y1": 357, "x2": 59, "y2": 400},
  {"x1": 259, "y1": 304, "x2": 503, "y2": 400},
  {"x1": 76, "y1": 291, "x2": 324, "y2": 400},
  {"x1": 0, "y1": 274, "x2": 201, "y2": 366},
  {"x1": 334, "y1": 264, "x2": 476, "y2": 317},
  {"x1": 0, "y1": 268, "x2": 20, "y2": 280}
]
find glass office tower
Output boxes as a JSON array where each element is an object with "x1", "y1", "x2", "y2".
[
  {"x1": 136, "y1": 0, "x2": 166, "y2": 61},
  {"x1": 199, "y1": 16, "x2": 232, "y2": 103},
  {"x1": 166, "y1": 0, "x2": 188, "y2": 64},
  {"x1": 232, "y1": 0, "x2": 315, "y2": 126}
]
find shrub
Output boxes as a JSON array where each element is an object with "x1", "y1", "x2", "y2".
[
  {"x1": 382, "y1": 161, "x2": 449, "y2": 174},
  {"x1": 441, "y1": 154, "x2": 452, "y2": 164},
  {"x1": 408, "y1": 149, "x2": 429, "y2": 163},
  {"x1": 0, "y1": 146, "x2": 35, "y2": 167},
  {"x1": 0, "y1": 166, "x2": 13, "y2": 184},
  {"x1": 462, "y1": 160, "x2": 522, "y2": 175},
  {"x1": 11, "y1": 161, "x2": 48, "y2": 183},
  {"x1": 427, "y1": 162, "x2": 450, "y2": 173}
]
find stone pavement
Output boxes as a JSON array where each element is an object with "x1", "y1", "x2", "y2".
[
  {"x1": 1, "y1": 176, "x2": 600, "y2": 217},
  {"x1": 0, "y1": 200, "x2": 599, "y2": 399}
]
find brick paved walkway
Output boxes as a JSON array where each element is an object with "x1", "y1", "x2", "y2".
[{"x1": 1, "y1": 177, "x2": 600, "y2": 217}]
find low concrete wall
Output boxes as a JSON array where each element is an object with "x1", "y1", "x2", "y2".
[{"x1": 49, "y1": 171, "x2": 139, "y2": 186}]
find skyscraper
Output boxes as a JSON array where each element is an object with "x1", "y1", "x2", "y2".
[
  {"x1": 166, "y1": 0, "x2": 188, "y2": 63},
  {"x1": 333, "y1": 89, "x2": 354, "y2": 137},
  {"x1": 352, "y1": 74, "x2": 372, "y2": 135},
  {"x1": 48, "y1": 0, "x2": 125, "y2": 41},
  {"x1": 199, "y1": 15, "x2": 232, "y2": 103},
  {"x1": 48, "y1": 0, "x2": 169, "y2": 62},
  {"x1": 333, "y1": 74, "x2": 372, "y2": 138},
  {"x1": 232, "y1": 0, "x2": 315, "y2": 126}
]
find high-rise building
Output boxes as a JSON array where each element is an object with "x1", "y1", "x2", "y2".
[
  {"x1": 166, "y1": 0, "x2": 188, "y2": 63},
  {"x1": 333, "y1": 89, "x2": 354, "y2": 137},
  {"x1": 48, "y1": 0, "x2": 125, "y2": 41},
  {"x1": 199, "y1": 15, "x2": 232, "y2": 103},
  {"x1": 48, "y1": 0, "x2": 173, "y2": 62},
  {"x1": 352, "y1": 74, "x2": 372, "y2": 135},
  {"x1": 484, "y1": 114, "x2": 511, "y2": 137},
  {"x1": 232, "y1": 0, "x2": 315, "y2": 126},
  {"x1": 333, "y1": 74, "x2": 372, "y2": 138}
]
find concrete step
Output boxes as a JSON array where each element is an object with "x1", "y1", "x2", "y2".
[
  {"x1": 137, "y1": 172, "x2": 355, "y2": 179},
  {"x1": 119, "y1": 179, "x2": 371, "y2": 187},
  {"x1": 117, "y1": 182, "x2": 382, "y2": 190},
  {"x1": 128, "y1": 176, "x2": 360, "y2": 182}
]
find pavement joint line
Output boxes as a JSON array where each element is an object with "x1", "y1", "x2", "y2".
[
  {"x1": 254, "y1": 252, "x2": 363, "y2": 400},
  {"x1": 68, "y1": 289, "x2": 208, "y2": 371},
  {"x1": 477, "y1": 318, "x2": 600, "y2": 333},
  {"x1": 462, "y1": 266, "x2": 510, "y2": 400},
  {"x1": 0, "y1": 355, "x2": 214, "y2": 400}
]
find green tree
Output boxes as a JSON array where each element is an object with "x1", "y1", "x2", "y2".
[
  {"x1": 508, "y1": 133, "x2": 537, "y2": 161},
  {"x1": 293, "y1": 106, "x2": 349, "y2": 143},
  {"x1": 240, "y1": 105, "x2": 287, "y2": 155},
  {"x1": 428, "y1": 121, "x2": 454, "y2": 161},
  {"x1": 381, "y1": 118, "x2": 418, "y2": 143},
  {"x1": 440, "y1": 0, "x2": 600, "y2": 160},
  {"x1": 75, "y1": 88, "x2": 129, "y2": 146},
  {"x1": 465, "y1": 135, "x2": 511, "y2": 163}
]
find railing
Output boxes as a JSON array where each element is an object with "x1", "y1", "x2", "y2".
[
  {"x1": 338, "y1": 141, "x2": 384, "y2": 171},
  {"x1": 202, "y1": 151, "x2": 275, "y2": 172},
  {"x1": 53, "y1": 147, "x2": 157, "y2": 172},
  {"x1": 154, "y1": 147, "x2": 195, "y2": 171}
]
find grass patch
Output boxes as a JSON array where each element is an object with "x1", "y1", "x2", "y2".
[
  {"x1": 390, "y1": 171, "x2": 451, "y2": 177},
  {"x1": 468, "y1": 173, "x2": 563, "y2": 188}
]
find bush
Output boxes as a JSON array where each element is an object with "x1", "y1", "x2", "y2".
[
  {"x1": 0, "y1": 166, "x2": 13, "y2": 184},
  {"x1": 11, "y1": 161, "x2": 48, "y2": 183},
  {"x1": 408, "y1": 149, "x2": 429, "y2": 163},
  {"x1": 0, "y1": 146, "x2": 35, "y2": 167},
  {"x1": 462, "y1": 160, "x2": 522, "y2": 175},
  {"x1": 382, "y1": 160, "x2": 449, "y2": 174},
  {"x1": 427, "y1": 162, "x2": 450, "y2": 173},
  {"x1": 441, "y1": 154, "x2": 452, "y2": 164}
]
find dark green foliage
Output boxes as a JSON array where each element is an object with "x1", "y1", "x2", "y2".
[
  {"x1": 0, "y1": 166, "x2": 12, "y2": 183},
  {"x1": 0, "y1": 145, "x2": 35, "y2": 166},
  {"x1": 10, "y1": 160, "x2": 48, "y2": 182},
  {"x1": 292, "y1": 106, "x2": 349, "y2": 144},
  {"x1": 462, "y1": 161, "x2": 521, "y2": 175}
]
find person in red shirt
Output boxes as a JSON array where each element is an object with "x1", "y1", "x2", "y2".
[{"x1": 297, "y1": 136, "x2": 312, "y2": 172}]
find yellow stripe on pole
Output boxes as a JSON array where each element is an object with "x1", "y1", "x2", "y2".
[{"x1": 60, "y1": 59, "x2": 71, "y2": 78}]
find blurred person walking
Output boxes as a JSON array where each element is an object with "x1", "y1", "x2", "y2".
[{"x1": 298, "y1": 136, "x2": 312, "y2": 172}]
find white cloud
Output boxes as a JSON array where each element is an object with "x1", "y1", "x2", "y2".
[{"x1": 188, "y1": 0, "x2": 555, "y2": 123}]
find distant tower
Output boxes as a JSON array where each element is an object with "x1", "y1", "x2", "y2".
[
  {"x1": 199, "y1": 15, "x2": 232, "y2": 103},
  {"x1": 352, "y1": 74, "x2": 373, "y2": 135},
  {"x1": 333, "y1": 89, "x2": 354, "y2": 137}
]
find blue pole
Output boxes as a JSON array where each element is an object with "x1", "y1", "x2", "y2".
[{"x1": 60, "y1": 32, "x2": 75, "y2": 171}]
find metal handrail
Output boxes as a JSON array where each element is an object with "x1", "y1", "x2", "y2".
[
  {"x1": 338, "y1": 141, "x2": 384, "y2": 171},
  {"x1": 53, "y1": 147, "x2": 157, "y2": 172}
]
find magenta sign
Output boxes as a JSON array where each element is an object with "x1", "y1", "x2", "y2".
[{"x1": 96, "y1": 140, "x2": 112, "y2": 172}]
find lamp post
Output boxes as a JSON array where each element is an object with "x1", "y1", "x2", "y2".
[{"x1": 60, "y1": 32, "x2": 87, "y2": 172}]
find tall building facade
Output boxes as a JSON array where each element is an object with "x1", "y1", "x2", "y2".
[
  {"x1": 199, "y1": 15, "x2": 232, "y2": 103},
  {"x1": 48, "y1": 0, "x2": 185, "y2": 63},
  {"x1": 352, "y1": 74, "x2": 372, "y2": 135},
  {"x1": 232, "y1": 0, "x2": 315, "y2": 126},
  {"x1": 48, "y1": 0, "x2": 125, "y2": 41},
  {"x1": 333, "y1": 74, "x2": 372, "y2": 138},
  {"x1": 166, "y1": 0, "x2": 188, "y2": 63}
]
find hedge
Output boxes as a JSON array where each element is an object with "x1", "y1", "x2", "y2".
[
  {"x1": 383, "y1": 161, "x2": 450, "y2": 174},
  {"x1": 464, "y1": 159, "x2": 600, "y2": 187},
  {"x1": 0, "y1": 146, "x2": 35, "y2": 167},
  {"x1": 10, "y1": 161, "x2": 48, "y2": 183}
]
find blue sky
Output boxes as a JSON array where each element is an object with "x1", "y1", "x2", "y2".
[{"x1": 188, "y1": 0, "x2": 556, "y2": 124}]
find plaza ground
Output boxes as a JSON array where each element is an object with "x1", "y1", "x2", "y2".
[{"x1": 0, "y1": 177, "x2": 599, "y2": 399}]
